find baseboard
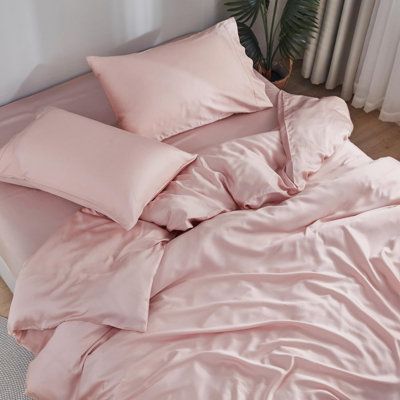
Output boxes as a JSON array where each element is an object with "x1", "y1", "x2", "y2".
[{"x1": 0, "y1": 256, "x2": 15, "y2": 293}]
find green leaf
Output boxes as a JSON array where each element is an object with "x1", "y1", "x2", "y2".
[
  {"x1": 237, "y1": 22, "x2": 263, "y2": 66},
  {"x1": 278, "y1": 0, "x2": 320, "y2": 61},
  {"x1": 225, "y1": 0, "x2": 267, "y2": 26}
]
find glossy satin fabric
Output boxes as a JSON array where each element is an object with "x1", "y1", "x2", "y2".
[
  {"x1": 142, "y1": 130, "x2": 289, "y2": 231},
  {"x1": 142, "y1": 93, "x2": 353, "y2": 232},
  {"x1": 88, "y1": 18, "x2": 273, "y2": 141},
  {"x1": 9, "y1": 92, "x2": 400, "y2": 399},
  {"x1": 0, "y1": 108, "x2": 196, "y2": 231},
  {"x1": 0, "y1": 72, "x2": 278, "y2": 282}
]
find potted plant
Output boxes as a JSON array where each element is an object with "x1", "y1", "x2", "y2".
[{"x1": 225, "y1": 0, "x2": 320, "y2": 89}]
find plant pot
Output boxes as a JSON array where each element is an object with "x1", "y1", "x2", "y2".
[{"x1": 256, "y1": 59, "x2": 293, "y2": 90}]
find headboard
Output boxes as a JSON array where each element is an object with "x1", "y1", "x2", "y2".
[{"x1": 0, "y1": 0, "x2": 227, "y2": 106}]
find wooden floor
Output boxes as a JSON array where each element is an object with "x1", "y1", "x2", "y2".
[
  {"x1": 0, "y1": 63, "x2": 399, "y2": 318},
  {"x1": 0, "y1": 277, "x2": 12, "y2": 317}
]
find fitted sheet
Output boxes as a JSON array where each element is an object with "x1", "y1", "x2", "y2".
[{"x1": 0, "y1": 72, "x2": 282, "y2": 287}]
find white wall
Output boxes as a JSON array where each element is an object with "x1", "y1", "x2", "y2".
[{"x1": 0, "y1": 0, "x2": 228, "y2": 105}]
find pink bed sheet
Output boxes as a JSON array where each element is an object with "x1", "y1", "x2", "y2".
[
  {"x1": 9, "y1": 91, "x2": 400, "y2": 399},
  {"x1": 0, "y1": 73, "x2": 114, "y2": 282},
  {"x1": 0, "y1": 72, "x2": 280, "y2": 283}
]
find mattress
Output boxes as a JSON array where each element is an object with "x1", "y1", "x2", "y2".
[{"x1": 0, "y1": 72, "x2": 284, "y2": 290}]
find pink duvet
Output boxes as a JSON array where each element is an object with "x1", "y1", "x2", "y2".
[{"x1": 8, "y1": 92, "x2": 400, "y2": 400}]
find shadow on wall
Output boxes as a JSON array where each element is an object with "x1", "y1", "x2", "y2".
[
  {"x1": 4, "y1": 0, "x2": 227, "y2": 105},
  {"x1": 14, "y1": 30, "x2": 161, "y2": 100}
]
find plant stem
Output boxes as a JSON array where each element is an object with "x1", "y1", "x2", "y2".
[
  {"x1": 260, "y1": 1, "x2": 269, "y2": 73},
  {"x1": 270, "y1": 45, "x2": 280, "y2": 66},
  {"x1": 267, "y1": 0, "x2": 278, "y2": 71}
]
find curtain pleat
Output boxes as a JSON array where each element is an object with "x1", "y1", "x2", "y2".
[
  {"x1": 341, "y1": 0, "x2": 375, "y2": 100},
  {"x1": 352, "y1": 0, "x2": 400, "y2": 123},
  {"x1": 325, "y1": 0, "x2": 360, "y2": 90},
  {"x1": 305, "y1": 0, "x2": 345, "y2": 85},
  {"x1": 301, "y1": 0, "x2": 326, "y2": 79},
  {"x1": 301, "y1": 0, "x2": 400, "y2": 123},
  {"x1": 379, "y1": 46, "x2": 400, "y2": 123},
  {"x1": 301, "y1": 0, "x2": 375, "y2": 100}
]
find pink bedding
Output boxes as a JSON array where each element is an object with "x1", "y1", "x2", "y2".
[
  {"x1": 0, "y1": 107, "x2": 195, "y2": 231},
  {"x1": 142, "y1": 130, "x2": 289, "y2": 231},
  {"x1": 8, "y1": 91, "x2": 400, "y2": 399},
  {"x1": 0, "y1": 73, "x2": 114, "y2": 282},
  {"x1": 0, "y1": 72, "x2": 279, "y2": 283},
  {"x1": 87, "y1": 18, "x2": 273, "y2": 141}
]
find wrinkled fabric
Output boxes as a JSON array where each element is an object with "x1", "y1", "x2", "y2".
[
  {"x1": 0, "y1": 70, "x2": 278, "y2": 286},
  {"x1": 142, "y1": 92, "x2": 352, "y2": 232},
  {"x1": 142, "y1": 130, "x2": 289, "y2": 231},
  {"x1": 8, "y1": 92, "x2": 400, "y2": 400},
  {"x1": 278, "y1": 92, "x2": 353, "y2": 190},
  {"x1": 9, "y1": 214, "x2": 173, "y2": 336}
]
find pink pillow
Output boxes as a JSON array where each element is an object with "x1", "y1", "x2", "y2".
[
  {"x1": 87, "y1": 18, "x2": 273, "y2": 141},
  {"x1": 0, "y1": 108, "x2": 196, "y2": 230}
]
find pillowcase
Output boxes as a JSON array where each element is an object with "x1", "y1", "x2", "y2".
[
  {"x1": 0, "y1": 108, "x2": 196, "y2": 230},
  {"x1": 87, "y1": 18, "x2": 273, "y2": 141}
]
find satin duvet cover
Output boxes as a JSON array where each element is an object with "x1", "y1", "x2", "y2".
[{"x1": 8, "y1": 92, "x2": 400, "y2": 399}]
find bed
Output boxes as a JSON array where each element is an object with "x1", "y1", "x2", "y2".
[
  {"x1": 2, "y1": 21, "x2": 400, "y2": 400},
  {"x1": 0, "y1": 71, "x2": 282, "y2": 291},
  {"x1": 0, "y1": 72, "x2": 369, "y2": 290}
]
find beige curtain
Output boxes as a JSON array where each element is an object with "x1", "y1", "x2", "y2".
[
  {"x1": 352, "y1": 0, "x2": 400, "y2": 123},
  {"x1": 302, "y1": 0, "x2": 375, "y2": 101}
]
